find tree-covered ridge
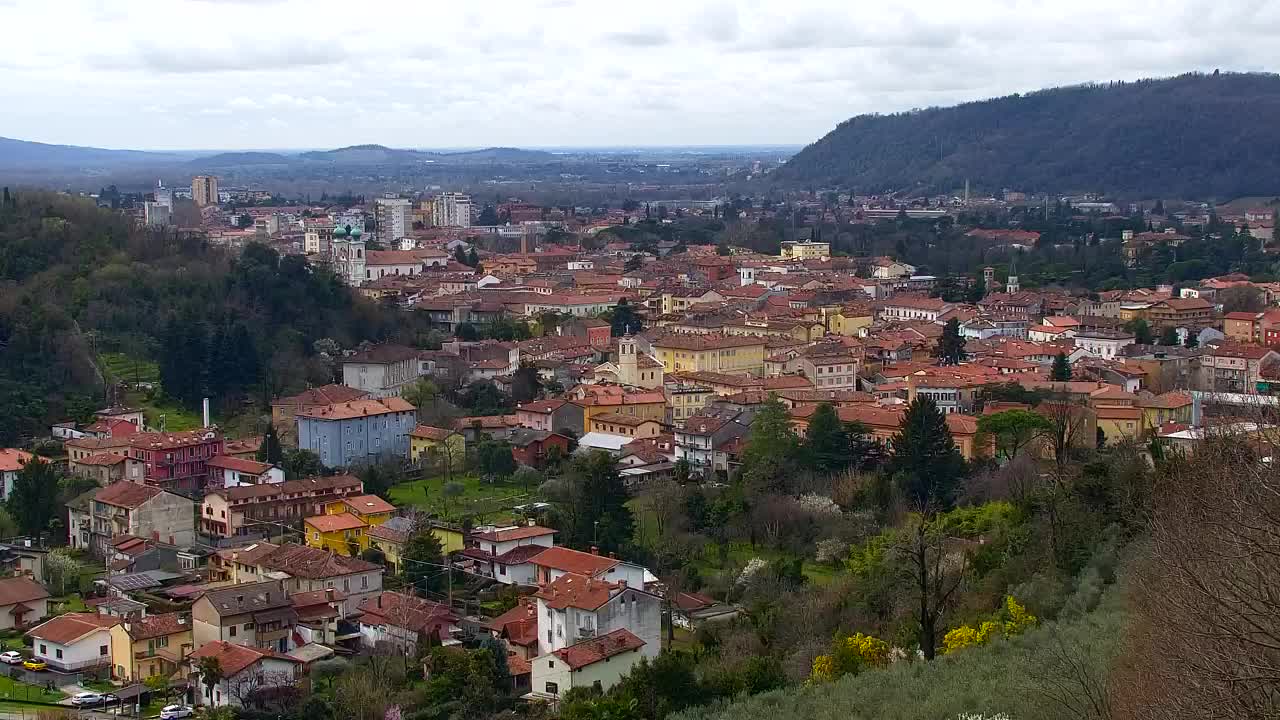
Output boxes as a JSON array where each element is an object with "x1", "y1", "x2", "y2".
[
  {"x1": 0, "y1": 191, "x2": 426, "y2": 443},
  {"x1": 778, "y1": 72, "x2": 1280, "y2": 198}
]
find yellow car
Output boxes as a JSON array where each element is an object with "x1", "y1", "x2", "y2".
[{"x1": 22, "y1": 659, "x2": 46, "y2": 671}]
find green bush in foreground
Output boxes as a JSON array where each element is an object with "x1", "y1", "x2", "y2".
[{"x1": 672, "y1": 584, "x2": 1124, "y2": 720}]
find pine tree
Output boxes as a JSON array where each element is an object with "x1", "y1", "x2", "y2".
[
  {"x1": 1050, "y1": 352, "x2": 1072, "y2": 381},
  {"x1": 804, "y1": 403, "x2": 849, "y2": 475},
  {"x1": 403, "y1": 528, "x2": 447, "y2": 594},
  {"x1": 454, "y1": 246, "x2": 467, "y2": 266},
  {"x1": 888, "y1": 396, "x2": 966, "y2": 511},
  {"x1": 1185, "y1": 332, "x2": 1200, "y2": 348},
  {"x1": 467, "y1": 247, "x2": 479, "y2": 267},
  {"x1": 935, "y1": 318, "x2": 967, "y2": 366}
]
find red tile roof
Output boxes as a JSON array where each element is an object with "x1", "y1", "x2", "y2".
[
  {"x1": 274, "y1": 384, "x2": 369, "y2": 407},
  {"x1": 206, "y1": 456, "x2": 273, "y2": 474},
  {"x1": 471, "y1": 525, "x2": 557, "y2": 543},
  {"x1": 129, "y1": 429, "x2": 222, "y2": 451},
  {"x1": 530, "y1": 546, "x2": 618, "y2": 577},
  {"x1": 553, "y1": 628, "x2": 645, "y2": 669},
  {"x1": 409, "y1": 425, "x2": 456, "y2": 441},
  {"x1": 95, "y1": 481, "x2": 163, "y2": 509},
  {"x1": 534, "y1": 572, "x2": 618, "y2": 610},
  {"x1": 27, "y1": 612, "x2": 118, "y2": 644},
  {"x1": 189, "y1": 640, "x2": 299, "y2": 677},
  {"x1": 0, "y1": 577, "x2": 49, "y2": 607},
  {"x1": 357, "y1": 591, "x2": 456, "y2": 634},
  {"x1": 304, "y1": 513, "x2": 366, "y2": 533},
  {"x1": 0, "y1": 449, "x2": 36, "y2": 473},
  {"x1": 297, "y1": 397, "x2": 416, "y2": 420},
  {"x1": 343, "y1": 495, "x2": 395, "y2": 515}
]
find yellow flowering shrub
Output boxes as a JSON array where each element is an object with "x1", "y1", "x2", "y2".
[
  {"x1": 808, "y1": 632, "x2": 891, "y2": 683},
  {"x1": 944, "y1": 596, "x2": 1037, "y2": 654}
]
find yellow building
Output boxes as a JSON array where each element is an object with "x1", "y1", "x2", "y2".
[
  {"x1": 408, "y1": 425, "x2": 466, "y2": 468},
  {"x1": 780, "y1": 240, "x2": 830, "y2": 261},
  {"x1": 109, "y1": 612, "x2": 193, "y2": 683},
  {"x1": 569, "y1": 386, "x2": 668, "y2": 429},
  {"x1": 826, "y1": 306, "x2": 875, "y2": 337},
  {"x1": 651, "y1": 333, "x2": 766, "y2": 376},
  {"x1": 1095, "y1": 406, "x2": 1144, "y2": 446},
  {"x1": 305, "y1": 494, "x2": 395, "y2": 554},
  {"x1": 1137, "y1": 391, "x2": 1193, "y2": 433}
]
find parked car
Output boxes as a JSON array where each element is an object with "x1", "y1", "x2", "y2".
[
  {"x1": 160, "y1": 705, "x2": 194, "y2": 719},
  {"x1": 0, "y1": 651, "x2": 23, "y2": 664},
  {"x1": 22, "y1": 659, "x2": 46, "y2": 671},
  {"x1": 70, "y1": 692, "x2": 104, "y2": 707}
]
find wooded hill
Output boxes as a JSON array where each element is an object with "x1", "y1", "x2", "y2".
[{"x1": 777, "y1": 72, "x2": 1280, "y2": 199}]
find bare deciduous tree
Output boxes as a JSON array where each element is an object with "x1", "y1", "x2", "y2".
[{"x1": 1113, "y1": 436, "x2": 1280, "y2": 719}]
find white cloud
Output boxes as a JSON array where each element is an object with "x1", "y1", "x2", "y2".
[{"x1": 0, "y1": 0, "x2": 1277, "y2": 149}]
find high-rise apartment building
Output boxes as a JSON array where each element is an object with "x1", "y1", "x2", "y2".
[
  {"x1": 191, "y1": 175, "x2": 220, "y2": 206},
  {"x1": 374, "y1": 196, "x2": 412, "y2": 242},
  {"x1": 144, "y1": 201, "x2": 171, "y2": 227},
  {"x1": 432, "y1": 192, "x2": 472, "y2": 228}
]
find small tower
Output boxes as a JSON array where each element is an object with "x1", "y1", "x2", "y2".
[
  {"x1": 983, "y1": 266, "x2": 995, "y2": 288},
  {"x1": 1006, "y1": 256, "x2": 1019, "y2": 294},
  {"x1": 617, "y1": 335, "x2": 638, "y2": 388}
]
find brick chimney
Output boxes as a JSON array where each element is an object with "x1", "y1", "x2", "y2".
[{"x1": 590, "y1": 546, "x2": 598, "y2": 555}]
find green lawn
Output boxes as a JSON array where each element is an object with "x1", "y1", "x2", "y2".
[
  {"x1": 49, "y1": 595, "x2": 87, "y2": 614},
  {"x1": 123, "y1": 390, "x2": 203, "y2": 432},
  {"x1": 0, "y1": 675, "x2": 66, "y2": 703},
  {"x1": 692, "y1": 541, "x2": 837, "y2": 585},
  {"x1": 80, "y1": 679, "x2": 115, "y2": 693},
  {"x1": 389, "y1": 473, "x2": 539, "y2": 521},
  {"x1": 100, "y1": 352, "x2": 159, "y2": 386}
]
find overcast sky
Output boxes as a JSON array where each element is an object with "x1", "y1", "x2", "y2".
[{"x1": 2, "y1": 0, "x2": 1277, "y2": 150}]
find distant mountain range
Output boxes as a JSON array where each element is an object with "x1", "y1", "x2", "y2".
[
  {"x1": 778, "y1": 72, "x2": 1280, "y2": 199},
  {"x1": 0, "y1": 139, "x2": 558, "y2": 172}
]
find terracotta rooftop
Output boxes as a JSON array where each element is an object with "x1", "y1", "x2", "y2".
[
  {"x1": 297, "y1": 397, "x2": 416, "y2": 421},
  {"x1": 206, "y1": 456, "x2": 273, "y2": 474},
  {"x1": 27, "y1": 612, "x2": 119, "y2": 645},
  {"x1": 530, "y1": 546, "x2": 618, "y2": 577},
  {"x1": 95, "y1": 481, "x2": 163, "y2": 509},
  {"x1": 471, "y1": 525, "x2": 557, "y2": 543},
  {"x1": 553, "y1": 628, "x2": 645, "y2": 669},
  {"x1": 189, "y1": 640, "x2": 299, "y2": 677},
  {"x1": 304, "y1": 513, "x2": 366, "y2": 533},
  {"x1": 0, "y1": 577, "x2": 49, "y2": 607},
  {"x1": 342, "y1": 494, "x2": 395, "y2": 515},
  {"x1": 258, "y1": 544, "x2": 380, "y2": 579},
  {"x1": 408, "y1": 425, "x2": 456, "y2": 441},
  {"x1": 274, "y1": 384, "x2": 369, "y2": 407},
  {"x1": 534, "y1": 572, "x2": 618, "y2": 610}
]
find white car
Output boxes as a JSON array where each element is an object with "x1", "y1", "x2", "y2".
[
  {"x1": 0, "y1": 651, "x2": 22, "y2": 665},
  {"x1": 70, "y1": 692, "x2": 105, "y2": 707},
  {"x1": 159, "y1": 705, "x2": 193, "y2": 720}
]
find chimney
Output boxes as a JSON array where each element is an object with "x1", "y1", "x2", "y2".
[
  {"x1": 590, "y1": 546, "x2": 599, "y2": 555},
  {"x1": 608, "y1": 552, "x2": 615, "y2": 559},
  {"x1": 377, "y1": 595, "x2": 382, "y2": 608},
  {"x1": 202, "y1": 398, "x2": 211, "y2": 428}
]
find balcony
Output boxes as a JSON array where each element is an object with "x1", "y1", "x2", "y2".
[{"x1": 135, "y1": 647, "x2": 183, "y2": 663}]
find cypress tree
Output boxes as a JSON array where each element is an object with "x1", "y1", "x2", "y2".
[
  {"x1": 1050, "y1": 352, "x2": 1072, "y2": 381},
  {"x1": 888, "y1": 396, "x2": 966, "y2": 510},
  {"x1": 935, "y1": 318, "x2": 967, "y2": 366},
  {"x1": 804, "y1": 403, "x2": 849, "y2": 474}
]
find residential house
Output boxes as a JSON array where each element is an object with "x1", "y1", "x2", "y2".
[
  {"x1": 674, "y1": 412, "x2": 751, "y2": 475},
  {"x1": 1146, "y1": 297, "x2": 1214, "y2": 330},
  {"x1": 70, "y1": 451, "x2": 142, "y2": 486},
  {"x1": 879, "y1": 296, "x2": 952, "y2": 322},
  {"x1": 1199, "y1": 343, "x2": 1280, "y2": 394},
  {"x1": 569, "y1": 385, "x2": 667, "y2": 430},
  {"x1": 188, "y1": 641, "x2": 301, "y2": 708},
  {"x1": 560, "y1": 317, "x2": 612, "y2": 348},
  {"x1": 1073, "y1": 330, "x2": 1137, "y2": 360},
  {"x1": 532, "y1": 572, "x2": 660, "y2": 659},
  {"x1": 665, "y1": 384, "x2": 716, "y2": 423},
  {"x1": 870, "y1": 258, "x2": 916, "y2": 279},
  {"x1": 200, "y1": 475, "x2": 364, "y2": 539},
  {"x1": 192, "y1": 579, "x2": 297, "y2": 652},
  {"x1": 488, "y1": 597, "x2": 540, "y2": 659},
  {"x1": 408, "y1": 426, "x2": 466, "y2": 469},
  {"x1": 341, "y1": 344, "x2": 423, "y2": 398},
  {"x1": 1136, "y1": 391, "x2": 1193, "y2": 433},
  {"x1": 798, "y1": 352, "x2": 860, "y2": 390},
  {"x1": 460, "y1": 524, "x2": 557, "y2": 585},
  {"x1": 246, "y1": 544, "x2": 383, "y2": 614},
  {"x1": 365, "y1": 516, "x2": 415, "y2": 574},
  {"x1": 0, "y1": 576, "x2": 49, "y2": 630},
  {"x1": 508, "y1": 429, "x2": 575, "y2": 468},
  {"x1": 26, "y1": 612, "x2": 117, "y2": 672},
  {"x1": 88, "y1": 482, "x2": 195, "y2": 558},
  {"x1": 206, "y1": 457, "x2": 284, "y2": 488},
  {"x1": 530, "y1": 629, "x2": 647, "y2": 701},
  {"x1": 271, "y1": 385, "x2": 369, "y2": 443},
  {"x1": 586, "y1": 414, "x2": 663, "y2": 439},
  {"x1": 516, "y1": 399, "x2": 585, "y2": 436},
  {"x1": 357, "y1": 591, "x2": 459, "y2": 655},
  {"x1": 128, "y1": 429, "x2": 225, "y2": 493},
  {"x1": 0, "y1": 450, "x2": 35, "y2": 500},
  {"x1": 303, "y1": 494, "x2": 395, "y2": 555},
  {"x1": 650, "y1": 333, "x2": 767, "y2": 376},
  {"x1": 296, "y1": 397, "x2": 417, "y2": 468},
  {"x1": 530, "y1": 546, "x2": 648, "y2": 588},
  {"x1": 289, "y1": 588, "x2": 349, "y2": 646},
  {"x1": 109, "y1": 612, "x2": 193, "y2": 682}
]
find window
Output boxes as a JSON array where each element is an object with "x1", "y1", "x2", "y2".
[
  {"x1": 39, "y1": 644, "x2": 45, "y2": 654},
  {"x1": 244, "y1": 622, "x2": 254, "y2": 630},
  {"x1": 155, "y1": 636, "x2": 169, "y2": 648},
  {"x1": 361, "y1": 576, "x2": 369, "y2": 589},
  {"x1": 546, "y1": 630, "x2": 552, "y2": 643},
  {"x1": 545, "y1": 682, "x2": 558, "y2": 695},
  {"x1": 56, "y1": 649, "x2": 63, "y2": 659},
  {"x1": 229, "y1": 626, "x2": 237, "y2": 637},
  {"x1": 99, "y1": 645, "x2": 108, "y2": 656}
]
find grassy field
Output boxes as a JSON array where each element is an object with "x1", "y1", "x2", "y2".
[
  {"x1": 691, "y1": 541, "x2": 837, "y2": 585},
  {"x1": 0, "y1": 675, "x2": 66, "y2": 703},
  {"x1": 49, "y1": 595, "x2": 87, "y2": 614},
  {"x1": 389, "y1": 473, "x2": 539, "y2": 521},
  {"x1": 100, "y1": 352, "x2": 159, "y2": 386},
  {"x1": 123, "y1": 390, "x2": 203, "y2": 432}
]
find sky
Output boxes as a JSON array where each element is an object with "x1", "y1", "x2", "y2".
[{"x1": 2, "y1": 0, "x2": 1278, "y2": 151}]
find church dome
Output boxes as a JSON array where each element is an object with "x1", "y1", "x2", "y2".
[
  {"x1": 351, "y1": 227, "x2": 363, "y2": 238},
  {"x1": 333, "y1": 225, "x2": 349, "y2": 237}
]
